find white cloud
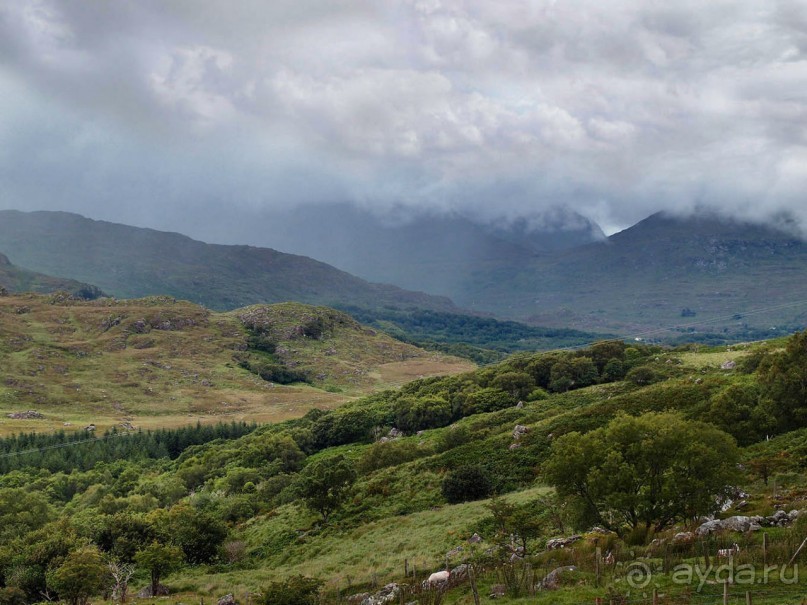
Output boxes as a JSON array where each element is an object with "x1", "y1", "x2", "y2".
[{"x1": 0, "y1": 0, "x2": 806, "y2": 236}]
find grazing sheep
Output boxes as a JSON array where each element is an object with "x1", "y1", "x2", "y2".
[
  {"x1": 426, "y1": 570, "x2": 450, "y2": 586},
  {"x1": 604, "y1": 550, "x2": 615, "y2": 566},
  {"x1": 717, "y1": 543, "x2": 740, "y2": 558}
]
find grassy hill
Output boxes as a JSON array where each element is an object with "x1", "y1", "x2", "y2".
[
  {"x1": 7, "y1": 331, "x2": 807, "y2": 603},
  {"x1": 0, "y1": 252, "x2": 103, "y2": 299},
  {"x1": 462, "y1": 212, "x2": 807, "y2": 339},
  {"x1": 0, "y1": 210, "x2": 458, "y2": 313},
  {"x1": 0, "y1": 294, "x2": 472, "y2": 436}
]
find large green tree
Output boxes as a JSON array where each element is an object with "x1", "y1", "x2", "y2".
[
  {"x1": 543, "y1": 412, "x2": 739, "y2": 534},
  {"x1": 46, "y1": 547, "x2": 107, "y2": 605},
  {"x1": 758, "y1": 330, "x2": 807, "y2": 432},
  {"x1": 297, "y1": 455, "x2": 357, "y2": 523},
  {"x1": 134, "y1": 542, "x2": 183, "y2": 597}
]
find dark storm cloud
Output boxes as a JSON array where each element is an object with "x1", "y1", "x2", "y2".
[{"x1": 1, "y1": 0, "x2": 806, "y2": 237}]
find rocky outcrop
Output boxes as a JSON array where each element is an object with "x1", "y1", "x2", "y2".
[
  {"x1": 6, "y1": 410, "x2": 44, "y2": 419},
  {"x1": 541, "y1": 566, "x2": 578, "y2": 590},
  {"x1": 546, "y1": 535, "x2": 582, "y2": 550},
  {"x1": 136, "y1": 584, "x2": 169, "y2": 598},
  {"x1": 696, "y1": 510, "x2": 803, "y2": 535},
  {"x1": 349, "y1": 583, "x2": 402, "y2": 605}
]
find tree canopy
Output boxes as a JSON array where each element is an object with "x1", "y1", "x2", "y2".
[{"x1": 543, "y1": 412, "x2": 739, "y2": 534}]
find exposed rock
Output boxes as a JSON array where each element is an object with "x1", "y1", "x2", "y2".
[
  {"x1": 85, "y1": 424, "x2": 96, "y2": 432},
  {"x1": 489, "y1": 584, "x2": 506, "y2": 599},
  {"x1": 217, "y1": 595, "x2": 236, "y2": 605},
  {"x1": 6, "y1": 410, "x2": 44, "y2": 419},
  {"x1": 450, "y1": 564, "x2": 469, "y2": 582},
  {"x1": 468, "y1": 532, "x2": 482, "y2": 543},
  {"x1": 546, "y1": 535, "x2": 582, "y2": 550},
  {"x1": 695, "y1": 511, "x2": 804, "y2": 535},
  {"x1": 540, "y1": 566, "x2": 578, "y2": 591},
  {"x1": 360, "y1": 583, "x2": 401, "y2": 605},
  {"x1": 387, "y1": 428, "x2": 404, "y2": 439},
  {"x1": 516, "y1": 401, "x2": 524, "y2": 408},
  {"x1": 136, "y1": 584, "x2": 169, "y2": 598},
  {"x1": 508, "y1": 443, "x2": 521, "y2": 450},
  {"x1": 721, "y1": 360, "x2": 737, "y2": 370},
  {"x1": 446, "y1": 545, "x2": 463, "y2": 558},
  {"x1": 512, "y1": 424, "x2": 529, "y2": 440},
  {"x1": 672, "y1": 532, "x2": 695, "y2": 544},
  {"x1": 346, "y1": 593, "x2": 370, "y2": 604}
]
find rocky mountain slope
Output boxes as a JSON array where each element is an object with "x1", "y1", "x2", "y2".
[{"x1": 463, "y1": 212, "x2": 807, "y2": 338}]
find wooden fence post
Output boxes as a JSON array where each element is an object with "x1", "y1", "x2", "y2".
[
  {"x1": 762, "y1": 532, "x2": 768, "y2": 567},
  {"x1": 723, "y1": 581, "x2": 729, "y2": 605},
  {"x1": 652, "y1": 588, "x2": 658, "y2": 605},
  {"x1": 468, "y1": 565, "x2": 481, "y2": 605},
  {"x1": 404, "y1": 558, "x2": 408, "y2": 577},
  {"x1": 746, "y1": 590, "x2": 752, "y2": 605},
  {"x1": 595, "y1": 546, "x2": 601, "y2": 588}
]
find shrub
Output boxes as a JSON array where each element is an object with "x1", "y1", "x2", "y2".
[
  {"x1": 441, "y1": 465, "x2": 493, "y2": 504},
  {"x1": 258, "y1": 575, "x2": 322, "y2": 605},
  {"x1": 0, "y1": 587, "x2": 26, "y2": 605},
  {"x1": 393, "y1": 396, "x2": 452, "y2": 432},
  {"x1": 626, "y1": 365, "x2": 659, "y2": 386}
]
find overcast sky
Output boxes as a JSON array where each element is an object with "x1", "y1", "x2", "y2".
[{"x1": 1, "y1": 0, "x2": 806, "y2": 239}]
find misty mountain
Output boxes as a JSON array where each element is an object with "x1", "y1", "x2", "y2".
[
  {"x1": 0, "y1": 210, "x2": 458, "y2": 312},
  {"x1": 462, "y1": 212, "x2": 807, "y2": 338},
  {"x1": 253, "y1": 203, "x2": 604, "y2": 298},
  {"x1": 0, "y1": 252, "x2": 104, "y2": 299}
]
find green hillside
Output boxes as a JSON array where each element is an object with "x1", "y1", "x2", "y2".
[
  {"x1": 0, "y1": 253, "x2": 103, "y2": 300},
  {"x1": 0, "y1": 210, "x2": 458, "y2": 313},
  {"x1": 0, "y1": 294, "x2": 472, "y2": 436},
  {"x1": 5, "y1": 331, "x2": 807, "y2": 603},
  {"x1": 462, "y1": 213, "x2": 807, "y2": 339}
]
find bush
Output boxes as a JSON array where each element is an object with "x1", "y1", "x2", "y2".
[
  {"x1": 393, "y1": 396, "x2": 452, "y2": 432},
  {"x1": 626, "y1": 365, "x2": 659, "y2": 386},
  {"x1": 461, "y1": 388, "x2": 513, "y2": 415},
  {"x1": 358, "y1": 440, "x2": 425, "y2": 474},
  {"x1": 526, "y1": 388, "x2": 549, "y2": 402},
  {"x1": 0, "y1": 587, "x2": 26, "y2": 605},
  {"x1": 441, "y1": 465, "x2": 493, "y2": 504},
  {"x1": 258, "y1": 575, "x2": 322, "y2": 605}
]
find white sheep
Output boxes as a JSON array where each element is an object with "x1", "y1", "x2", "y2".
[
  {"x1": 717, "y1": 543, "x2": 740, "y2": 558},
  {"x1": 426, "y1": 570, "x2": 450, "y2": 586}
]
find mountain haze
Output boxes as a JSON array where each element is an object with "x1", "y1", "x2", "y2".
[
  {"x1": 252, "y1": 203, "x2": 604, "y2": 298},
  {"x1": 464, "y1": 212, "x2": 807, "y2": 338},
  {"x1": 0, "y1": 252, "x2": 103, "y2": 299},
  {"x1": 0, "y1": 210, "x2": 458, "y2": 313}
]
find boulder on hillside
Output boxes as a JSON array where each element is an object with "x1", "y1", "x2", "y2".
[
  {"x1": 546, "y1": 535, "x2": 582, "y2": 550},
  {"x1": 450, "y1": 564, "x2": 469, "y2": 582},
  {"x1": 6, "y1": 410, "x2": 44, "y2": 419},
  {"x1": 136, "y1": 584, "x2": 169, "y2": 598},
  {"x1": 541, "y1": 566, "x2": 578, "y2": 591},
  {"x1": 360, "y1": 583, "x2": 401, "y2": 605}
]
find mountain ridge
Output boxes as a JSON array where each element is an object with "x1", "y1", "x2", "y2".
[
  {"x1": 462, "y1": 211, "x2": 807, "y2": 337},
  {"x1": 0, "y1": 210, "x2": 458, "y2": 313}
]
